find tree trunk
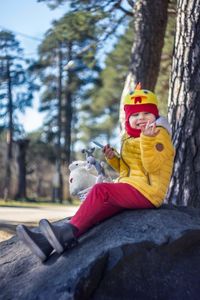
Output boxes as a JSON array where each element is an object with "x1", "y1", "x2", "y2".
[
  {"x1": 166, "y1": 0, "x2": 200, "y2": 207},
  {"x1": 64, "y1": 42, "x2": 73, "y2": 202},
  {"x1": 7, "y1": 58, "x2": 13, "y2": 160},
  {"x1": 4, "y1": 57, "x2": 13, "y2": 200},
  {"x1": 15, "y1": 139, "x2": 29, "y2": 200},
  {"x1": 120, "y1": 0, "x2": 169, "y2": 129},
  {"x1": 56, "y1": 43, "x2": 63, "y2": 203},
  {"x1": 64, "y1": 42, "x2": 73, "y2": 167}
]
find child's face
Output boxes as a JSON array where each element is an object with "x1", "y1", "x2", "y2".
[{"x1": 129, "y1": 112, "x2": 156, "y2": 129}]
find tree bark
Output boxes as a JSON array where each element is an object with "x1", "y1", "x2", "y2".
[
  {"x1": 120, "y1": 0, "x2": 169, "y2": 129},
  {"x1": 56, "y1": 43, "x2": 63, "y2": 203},
  {"x1": 64, "y1": 42, "x2": 73, "y2": 202},
  {"x1": 7, "y1": 57, "x2": 13, "y2": 160},
  {"x1": 64, "y1": 42, "x2": 73, "y2": 167},
  {"x1": 166, "y1": 0, "x2": 200, "y2": 207},
  {"x1": 15, "y1": 139, "x2": 29, "y2": 200},
  {"x1": 4, "y1": 57, "x2": 13, "y2": 200}
]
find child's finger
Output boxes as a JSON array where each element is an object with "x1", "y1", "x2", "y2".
[
  {"x1": 147, "y1": 121, "x2": 150, "y2": 128},
  {"x1": 154, "y1": 129, "x2": 160, "y2": 136},
  {"x1": 105, "y1": 147, "x2": 115, "y2": 159},
  {"x1": 103, "y1": 144, "x2": 110, "y2": 152}
]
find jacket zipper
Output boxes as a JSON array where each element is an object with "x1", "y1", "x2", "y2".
[
  {"x1": 143, "y1": 168, "x2": 151, "y2": 185},
  {"x1": 146, "y1": 173, "x2": 151, "y2": 185}
]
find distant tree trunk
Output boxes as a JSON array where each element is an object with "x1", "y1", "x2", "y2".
[
  {"x1": 4, "y1": 57, "x2": 13, "y2": 200},
  {"x1": 64, "y1": 42, "x2": 73, "y2": 167},
  {"x1": 56, "y1": 43, "x2": 63, "y2": 203},
  {"x1": 120, "y1": 0, "x2": 169, "y2": 129},
  {"x1": 166, "y1": 0, "x2": 200, "y2": 207},
  {"x1": 64, "y1": 42, "x2": 73, "y2": 202},
  {"x1": 7, "y1": 57, "x2": 13, "y2": 159},
  {"x1": 15, "y1": 139, "x2": 29, "y2": 200}
]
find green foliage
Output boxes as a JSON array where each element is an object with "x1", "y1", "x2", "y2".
[
  {"x1": 0, "y1": 30, "x2": 37, "y2": 137},
  {"x1": 33, "y1": 10, "x2": 103, "y2": 162},
  {"x1": 37, "y1": 0, "x2": 132, "y2": 16},
  {"x1": 0, "y1": 30, "x2": 22, "y2": 56},
  {"x1": 37, "y1": 0, "x2": 132, "y2": 44},
  {"x1": 35, "y1": 1, "x2": 132, "y2": 152},
  {"x1": 78, "y1": 22, "x2": 133, "y2": 145},
  {"x1": 53, "y1": 11, "x2": 104, "y2": 41}
]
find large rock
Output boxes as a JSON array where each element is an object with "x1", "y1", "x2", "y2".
[{"x1": 1, "y1": 205, "x2": 200, "y2": 300}]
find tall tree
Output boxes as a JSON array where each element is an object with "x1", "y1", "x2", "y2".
[
  {"x1": 0, "y1": 30, "x2": 36, "y2": 199},
  {"x1": 34, "y1": 35, "x2": 68, "y2": 202},
  {"x1": 167, "y1": 0, "x2": 200, "y2": 207},
  {"x1": 34, "y1": 11, "x2": 102, "y2": 200}
]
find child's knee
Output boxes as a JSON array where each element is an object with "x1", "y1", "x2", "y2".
[
  {"x1": 89, "y1": 183, "x2": 111, "y2": 198},
  {"x1": 93, "y1": 182, "x2": 105, "y2": 189}
]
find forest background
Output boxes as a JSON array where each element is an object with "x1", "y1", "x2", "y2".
[{"x1": 0, "y1": 0, "x2": 199, "y2": 207}]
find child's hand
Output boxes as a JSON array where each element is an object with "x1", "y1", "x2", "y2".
[
  {"x1": 141, "y1": 121, "x2": 160, "y2": 137},
  {"x1": 103, "y1": 144, "x2": 115, "y2": 159}
]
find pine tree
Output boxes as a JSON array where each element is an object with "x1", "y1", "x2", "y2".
[
  {"x1": 0, "y1": 30, "x2": 36, "y2": 199},
  {"x1": 33, "y1": 11, "x2": 102, "y2": 200}
]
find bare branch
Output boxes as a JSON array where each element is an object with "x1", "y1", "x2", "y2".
[
  {"x1": 126, "y1": 0, "x2": 135, "y2": 8},
  {"x1": 117, "y1": 5, "x2": 133, "y2": 16}
]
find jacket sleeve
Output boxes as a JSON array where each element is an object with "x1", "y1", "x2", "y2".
[
  {"x1": 106, "y1": 153, "x2": 120, "y2": 173},
  {"x1": 140, "y1": 128, "x2": 175, "y2": 173}
]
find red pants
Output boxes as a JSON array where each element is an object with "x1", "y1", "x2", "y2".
[{"x1": 70, "y1": 182, "x2": 155, "y2": 236}]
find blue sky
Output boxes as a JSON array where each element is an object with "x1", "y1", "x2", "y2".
[{"x1": 0, "y1": 0, "x2": 66, "y2": 132}]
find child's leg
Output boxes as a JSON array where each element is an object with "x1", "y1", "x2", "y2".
[{"x1": 70, "y1": 182, "x2": 154, "y2": 236}]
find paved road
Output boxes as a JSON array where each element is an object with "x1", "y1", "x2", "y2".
[
  {"x1": 0, "y1": 205, "x2": 79, "y2": 241},
  {"x1": 0, "y1": 205, "x2": 79, "y2": 223}
]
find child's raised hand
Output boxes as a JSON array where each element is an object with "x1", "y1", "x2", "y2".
[
  {"x1": 103, "y1": 144, "x2": 115, "y2": 159},
  {"x1": 141, "y1": 121, "x2": 160, "y2": 137}
]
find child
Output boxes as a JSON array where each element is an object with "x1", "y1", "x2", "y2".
[{"x1": 16, "y1": 84, "x2": 175, "y2": 262}]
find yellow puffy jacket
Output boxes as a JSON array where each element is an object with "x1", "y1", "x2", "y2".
[{"x1": 107, "y1": 125, "x2": 175, "y2": 207}]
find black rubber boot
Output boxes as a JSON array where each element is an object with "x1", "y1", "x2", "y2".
[
  {"x1": 16, "y1": 224, "x2": 53, "y2": 262},
  {"x1": 39, "y1": 219, "x2": 78, "y2": 254}
]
